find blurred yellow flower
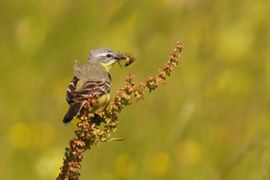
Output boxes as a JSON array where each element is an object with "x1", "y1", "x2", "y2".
[
  {"x1": 8, "y1": 122, "x2": 33, "y2": 149},
  {"x1": 217, "y1": 28, "x2": 252, "y2": 62},
  {"x1": 7, "y1": 121, "x2": 55, "y2": 150},
  {"x1": 175, "y1": 139, "x2": 202, "y2": 167},
  {"x1": 114, "y1": 153, "x2": 137, "y2": 178},
  {"x1": 148, "y1": 151, "x2": 170, "y2": 176},
  {"x1": 14, "y1": 18, "x2": 47, "y2": 55}
]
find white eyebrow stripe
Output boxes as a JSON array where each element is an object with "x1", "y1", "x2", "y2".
[{"x1": 97, "y1": 52, "x2": 110, "y2": 57}]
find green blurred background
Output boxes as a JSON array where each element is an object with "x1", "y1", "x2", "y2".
[{"x1": 1, "y1": 0, "x2": 270, "y2": 179}]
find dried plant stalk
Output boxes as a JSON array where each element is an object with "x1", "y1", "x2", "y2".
[{"x1": 56, "y1": 42, "x2": 184, "y2": 180}]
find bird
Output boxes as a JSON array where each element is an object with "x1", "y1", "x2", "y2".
[{"x1": 63, "y1": 48, "x2": 127, "y2": 123}]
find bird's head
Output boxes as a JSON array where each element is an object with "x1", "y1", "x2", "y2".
[{"x1": 88, "y1": 48, "x2": 126, "y2": 71}]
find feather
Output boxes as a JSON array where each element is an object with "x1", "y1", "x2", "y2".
[{"x1": 63, "y1": 102, "x2": 84, "y2": 123}]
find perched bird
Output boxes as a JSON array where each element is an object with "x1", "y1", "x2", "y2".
[{"x1": 63, "y1": 48, "x2": 127, "y2": 123}]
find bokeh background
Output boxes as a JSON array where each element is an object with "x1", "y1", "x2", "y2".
[{"x1": 1, "y1": 0, "x2": 270, "y2": 179}]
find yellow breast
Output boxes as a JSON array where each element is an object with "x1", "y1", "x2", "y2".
[{"x1": 91, "y1": 94, "x2": 110, "y2": 112}]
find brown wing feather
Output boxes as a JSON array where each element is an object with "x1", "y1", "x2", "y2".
[
  {"x1": 72, "y1": 80, "x2": 110, "y2": 102},
  {"x1": 66, "y1": 76, "x2": 79, "y2": 104},
  {"x1": 63, "y1": 78, "x2": 110, "y2": 123}
]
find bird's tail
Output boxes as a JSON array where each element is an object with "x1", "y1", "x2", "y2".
[{"x1": 63, "y1": 102, "x2": 84, "y2": 123}]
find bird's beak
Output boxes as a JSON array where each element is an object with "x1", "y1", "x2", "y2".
[
  {"x1": 114, "y1": 52, "x2": 126, "y2": 67},
  {"x1": 115, "y1": 52, "x2": 127, "y2": 61}
]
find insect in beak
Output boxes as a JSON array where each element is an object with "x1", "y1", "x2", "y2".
[
  {"x1": 115, "y1": 52, "x2": 135, "y2": 67},
  {"x1": 123, "y1": 54, "x2": 135, "y2": 67}
]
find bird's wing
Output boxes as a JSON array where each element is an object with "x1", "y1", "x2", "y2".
[
  {"x1": 64, "y1": 77, "x2": 110, "y2": 123},
  {"x1": 67, "y1": 60, "x2": 111, "y2": 103},
  {"x1": 72, "y1": 79, "x2": 110, "y2": 103}
]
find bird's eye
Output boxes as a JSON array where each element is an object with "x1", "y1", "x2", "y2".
[{"x1": 106, "y1": 54, "x2": 112, "y2": 58}]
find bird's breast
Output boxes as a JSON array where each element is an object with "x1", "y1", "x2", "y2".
[{"x1": 96, "y1": 94, "x2": 111, "y2": 110}]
